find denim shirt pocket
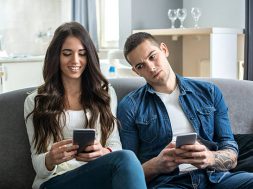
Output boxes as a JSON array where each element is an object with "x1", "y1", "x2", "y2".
[
  {"x1": 196, "y1": 106, "x2": 216, "y2": 137},
  {"x1": 136, "y1": 115, "x2": 158, "y2": 143}
]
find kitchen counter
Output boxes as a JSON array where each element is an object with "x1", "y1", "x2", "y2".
[
  {"x1": 0, "y1": 56, "x2": 45, "y2": 93},
  {"x1": 0, "y1": 55, "x2": 44, "y2": 63}
]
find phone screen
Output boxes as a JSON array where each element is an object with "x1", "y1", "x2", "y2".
[
  {"x1": 176, "y1": 133, "x2": 197, "y2": 148},
  {"x1": 73, "y1": 129, "x2": 95, "y2": 154}
]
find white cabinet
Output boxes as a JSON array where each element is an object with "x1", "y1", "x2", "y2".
[
  {"x1": 133, "y1": 27, "x2": 244, "y2": 79},
  {"x1": 0, "y1": 60, "x2": 44, "y2": 93}
]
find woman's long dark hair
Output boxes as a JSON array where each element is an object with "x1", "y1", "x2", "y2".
[{"x1": 26, "y1": 22, "x2": 116, "y2": 154}]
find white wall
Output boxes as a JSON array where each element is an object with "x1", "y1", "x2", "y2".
[
  {"x1": 119, "y1": 0, "x2": 245, "y2": 48},
  {"x1": 131, "y1": 0, "x2": 182, "y2": 30},
  {"x1": 0, "y1": 0, "x2": 72, "y2": 56},
  {"x1": 183, "y1": 0, "x2": 245, "y2": 28},
  {"x1": 119, "y1": 0, "x2": 132, "y2": 49},
  {"x1": 119, "y1": 0, "x2": 183, "y2": 48}
]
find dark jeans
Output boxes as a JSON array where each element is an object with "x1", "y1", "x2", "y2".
[
  {"x1": 40, "y1": 150, "x2": 147, "y2": 189},
  {"x1": 151, "y1": 169, "x2": 253, "y2": 189}
]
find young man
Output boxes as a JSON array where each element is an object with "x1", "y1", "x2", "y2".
[{"x1": 117, "y1": 32, "x2": 253, "y2": 188}]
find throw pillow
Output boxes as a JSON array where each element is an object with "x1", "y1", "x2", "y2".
[{"x1": 231, "y1": 134, "x2": 253, "y2": 172}]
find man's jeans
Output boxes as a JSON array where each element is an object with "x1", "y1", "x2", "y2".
[
  {"x1": 40, "y1": 150, "x2": 147, "y2": 189},
  {"x1": 153, "y1": 169, "x2": 253, "y2": 189}
]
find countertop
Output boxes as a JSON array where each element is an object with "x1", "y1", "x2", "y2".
[{"x1": 0, "y1": 55, "x2": 44, "y2": 63}]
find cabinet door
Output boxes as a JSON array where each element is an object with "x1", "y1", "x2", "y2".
[
  {"x1": 210, "y1": 34, "x2": 238, "y2": 78},
  {"x1": 2, "y1": 62, "x2": 43, "y2": 93}
]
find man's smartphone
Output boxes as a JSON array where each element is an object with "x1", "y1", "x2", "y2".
[
  {"x1": 176, "y1": 133, "x2": 197, "y2": 148},
  {"x1": 73, "y1": 129, "x2": 95, "y2": 154}
]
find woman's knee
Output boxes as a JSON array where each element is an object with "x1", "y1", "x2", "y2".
[
  {"x1": 111, "y1": 150, "x2": 141, "y2": 167},
  {"x1": 114, "y1": 150, "x2": 137, "y2": 160}
]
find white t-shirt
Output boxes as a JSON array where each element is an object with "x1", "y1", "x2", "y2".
[{"x1": 155, "y1": 85, "x2": 197, "y2": 172}]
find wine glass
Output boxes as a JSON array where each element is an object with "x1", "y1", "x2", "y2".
[
  {"x1": 168, "y1": 9, "x2": 177, "y2": 28},
  {"x1": 177, "y1": 8, "x2": 187, "y2": 28},
  {"x1": 191, "y1": 7, "x2": 201, "y2": 28}
]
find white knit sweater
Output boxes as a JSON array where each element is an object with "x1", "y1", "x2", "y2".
[{"x1": 24, "y1": 86, "x2": 122, "y2": 189}]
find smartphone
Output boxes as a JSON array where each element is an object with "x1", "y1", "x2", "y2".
[
  {"x1": 176, "y1": 132, "x2": 197, "y2": 148},
  {"x1": 73, "y1": 129, "x2": 96, "y2": 154}
]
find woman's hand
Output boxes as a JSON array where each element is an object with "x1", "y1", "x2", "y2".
[
  {"x1": 45, "y1": 139, "x2": 79, "y2": 171},
  {"x1": 75, "y1": 140, "x2": 111, "y2": 162}
]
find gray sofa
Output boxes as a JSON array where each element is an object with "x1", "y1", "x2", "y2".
[{"x1": 0, "y1": 77, "x2": 253, "y2": 189}]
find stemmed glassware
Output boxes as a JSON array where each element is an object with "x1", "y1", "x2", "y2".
[
  {"x1": 168, "y1": 9, "x2": 177, "y2": 28},
  {"x1": 191, "y1": 7, "x2": 201, "y2": 28},
  {"x1": 177, "y1": 8, "x2": 187, "y2": 28}
]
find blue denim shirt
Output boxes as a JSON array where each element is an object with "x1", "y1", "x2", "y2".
[{"x1": 117, "y1": 75, "x2": 238, "y2": 185}]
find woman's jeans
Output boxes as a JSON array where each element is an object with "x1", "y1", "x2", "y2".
[{"x1": 40, "y1": 150, "x2": 147, "y2": 189}]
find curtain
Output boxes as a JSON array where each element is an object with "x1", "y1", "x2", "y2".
[
  {"x1": 244, "y1": 0, "x2": 253, "y2": 80},
  {"x1": 72, "y1": 0, "x2": 98, "y2": 49}
]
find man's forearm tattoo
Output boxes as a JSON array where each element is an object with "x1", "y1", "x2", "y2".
[{"x1": 210, "y1": 149, "x2": 237, "y2": 171}]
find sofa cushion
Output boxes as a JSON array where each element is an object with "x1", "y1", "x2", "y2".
[{"x1": 231, "y1": 134, "x2": 253, "y2": 172}]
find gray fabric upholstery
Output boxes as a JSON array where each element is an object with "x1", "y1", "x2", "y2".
[
  {"x1": 198, "y1": 78, "x2": 253, "y2": 134},
  {"x1": 0, "y1": 78, "x2": 252, "y2": 189},
  {"x1": 0, "y1": 87, "x2": 35, "y2": 189}
]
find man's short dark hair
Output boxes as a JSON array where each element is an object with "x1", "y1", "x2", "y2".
[{"x1": 123, "y1": 32, "x2": 159, "y2": 63}]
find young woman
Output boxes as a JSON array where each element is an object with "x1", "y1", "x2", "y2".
[{"x1": 24, "y1": 22, "x2": 146, "y2": 189}]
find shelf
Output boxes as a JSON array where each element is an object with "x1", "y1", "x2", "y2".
[{"x1": 133, "y1": 27, "x2": 244, "y2": 36}]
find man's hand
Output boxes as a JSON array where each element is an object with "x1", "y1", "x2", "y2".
[
  {"x1": 154, "y1": 142, "x2": 179, "y2": 173},
  {"x1": 142, "y1": 142, "x2": 178, "y2": 182},
  {"x1": 174, "y1": 141, "x2": 238, "y2": 171},
  {"x1": 174, "y1": 141, "x2": 213, "y2": 169}
]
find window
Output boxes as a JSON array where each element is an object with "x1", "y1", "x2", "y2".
[{"x1": 96, "y1": 0, "x2": 119, "y2": 49}]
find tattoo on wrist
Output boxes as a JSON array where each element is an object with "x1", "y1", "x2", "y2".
[{"x1": 211, "y1": 149, "x2": 237, "y2": 171}]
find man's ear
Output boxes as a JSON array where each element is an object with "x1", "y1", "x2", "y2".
[
  {"x1": 160, "y1": 42, "x2": 169, "y2": 57},
  {"x1": 132, "y1": 67, "x2": 141, "y2": 76}
]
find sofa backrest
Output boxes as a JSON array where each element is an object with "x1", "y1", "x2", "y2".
[
  {"x1": 0, "y1": 77, "x2": 252, "y2": 189},
  {"x1": 110, "y1": 77, "x2": 253, "y2": 134},
  {"x1": 200, "y1": 78, "x2": 253, "y2": 134}
]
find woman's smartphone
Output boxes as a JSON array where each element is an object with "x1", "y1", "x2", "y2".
[
  {"x1": 176, "y1": 133, "x2": 197, "y2": 148},
  {"x1": 73, "y1": 129, "x2": 96, "y2": 154}
]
